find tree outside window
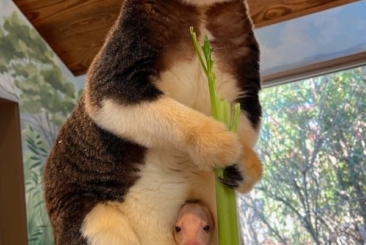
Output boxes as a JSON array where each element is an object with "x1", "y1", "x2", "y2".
[{"x1": 240, "y1": 66, "x2": 366, "y2": 245}]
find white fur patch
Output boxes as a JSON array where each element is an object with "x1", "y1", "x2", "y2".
[
  {"x1": 155, "y1": 56, "x2": 241, "y2": 115},
  {"x1": 122, "y1": 152, "x2": 190, "y2": 245},
  {"x1": 82, "y1": 203, "x2": 140, "y2": 245}
]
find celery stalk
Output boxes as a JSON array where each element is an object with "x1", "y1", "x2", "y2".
[{"x1": 190, "y1": 27, "x2": 240, "y2": 245}]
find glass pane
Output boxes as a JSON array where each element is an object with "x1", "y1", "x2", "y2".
[
  {"x1": 240, "y1": 65, "x2": 366, "y2": 244},
  {"x1": 256, "y1": 1, "x2": 366, "y2": 77}
]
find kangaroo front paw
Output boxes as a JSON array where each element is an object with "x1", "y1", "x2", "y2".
[
  {"x1": 219, "y1": 147, "x2": 262, "y2": 194},
  {"x1": 187, "y1": 119, "x2": 241, "y2": 171},
  {"x1": 218, "y1": 165, "x2": 243, "y2": 189}
]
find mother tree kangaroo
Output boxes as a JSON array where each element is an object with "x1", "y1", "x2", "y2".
[{"x1": 44, "y1": 0, "x2": 262, "y2": 244}]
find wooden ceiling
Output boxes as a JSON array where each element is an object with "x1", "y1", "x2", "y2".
[{"x1": 13, "y1": 0, "x2": 358, "y2": 76}]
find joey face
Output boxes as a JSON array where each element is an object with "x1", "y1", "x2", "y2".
[{"x1": 174, "y1": 202, "x2": 214, "y2": 245}]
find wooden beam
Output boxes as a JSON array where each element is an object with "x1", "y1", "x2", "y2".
[
  {"x1": 13, "y1": 0, "x2": 122, "y2": 75},
  {"x1": 0, "y1": 99, "x2": 28, "y2": 245},
  {"x1": 249, "y1": 0, "x2": 359, "y2": 28},
  {"x1": 12, "y1": 0, "x2": 359, "y2": 75}
]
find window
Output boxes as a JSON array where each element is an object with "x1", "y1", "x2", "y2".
[
  {"x1": 256, "y1": 1, "x2": 366, "y2": 80},
  {"x1": 239, "y1": 65, "x2": 366, "y2": 245},
  {"x1": 239, "y1": 2, "x2": 366, "y2": 244}
]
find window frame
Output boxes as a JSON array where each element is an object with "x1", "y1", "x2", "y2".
[{"x1": 262, "y1": 51, "x2": 366, "y2": 88}]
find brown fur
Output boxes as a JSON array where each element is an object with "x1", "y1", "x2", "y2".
[{"x1": 44, "y1": 99, "x2": 145, "y2": 244}]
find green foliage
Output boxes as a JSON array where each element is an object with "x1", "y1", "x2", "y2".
[
  {"x1": 24, "y1": 127, "x2": 54, "y2": 245},
  {"x1": 0, "y1": 12, "x2": 79, "y2": 131},
  {"x1": 0, "y1": 11, "x2": 82, "y2": 245},
  {"x1": 240, "y1": 67, "x2": 366, "y2": 245}
]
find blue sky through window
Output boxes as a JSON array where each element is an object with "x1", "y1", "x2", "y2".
[{"x1": 256, "y1": 1, "x2": 366, "y2": 76}]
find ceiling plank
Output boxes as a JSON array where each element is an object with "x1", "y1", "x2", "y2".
[
  {"x1": 12, "y1": 0, "x2": 359, "y2": 76},
  {"x1": 249, "y1": 0, "x2": 359, "y2": 28}
]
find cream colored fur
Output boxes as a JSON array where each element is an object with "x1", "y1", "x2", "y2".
[
  {"x1": 83, "y1": 27, "x2": 260, "y2": 245},
  {"x1": 89, "y1": 97, "x2": 241, "y2": 171},
  {"x1": 83, "y1": 150, "x2": 195, "y2": 245},
  {"x1": 82, "y1": 203, "x2": 140, "y2": 245}
]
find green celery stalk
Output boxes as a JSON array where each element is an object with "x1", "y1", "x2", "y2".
[{"x1": 190, "y1": 27, "x2": 240, "y2": 245}]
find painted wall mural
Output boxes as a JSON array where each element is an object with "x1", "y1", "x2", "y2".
[{"x1": 0, "y1": 0, "x2": 84, "y2": 244}]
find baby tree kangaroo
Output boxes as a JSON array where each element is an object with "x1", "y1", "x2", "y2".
[
  {"x1": 174, "y1": 201, "x2": 215, "y2": 245},
  {"x1": 44, "y1": 0, "x2": 262, "y2": 244}
]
